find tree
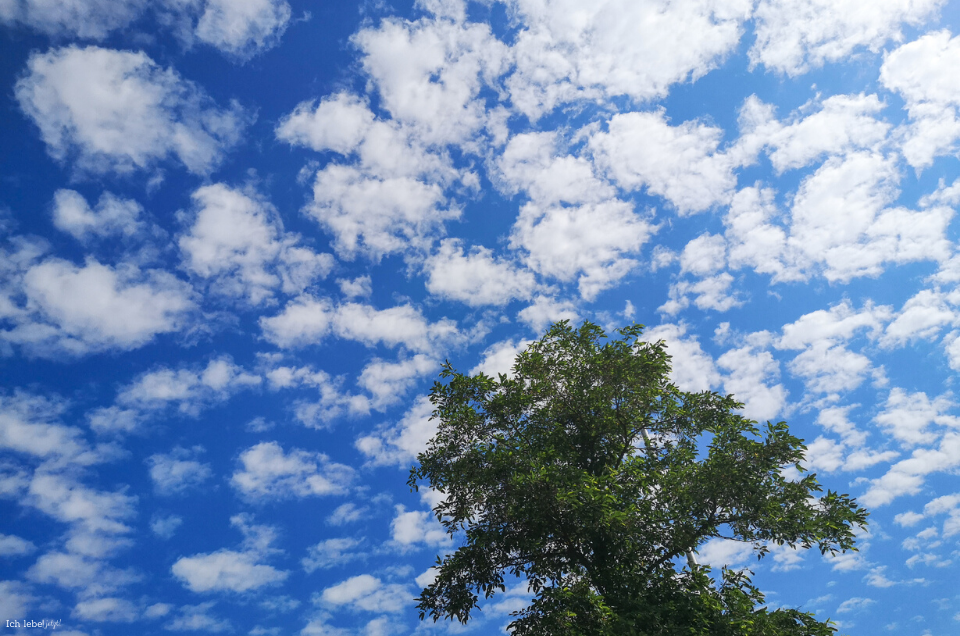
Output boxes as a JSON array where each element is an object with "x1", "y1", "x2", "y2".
[{"x1": 409, "y1": 321, "x2": 868, "y2": 636}]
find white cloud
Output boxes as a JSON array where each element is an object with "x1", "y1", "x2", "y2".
[
  {"x1": 724, "y1": 156, "x2": 953, "y2": 285},
  {"x1": 28, "y1": 550, "x2": 139, "y2": 597},
  {"x1": 276, "y1": 92, "x2": 375, "y2": 155},
  {"x1": 173, "y1": 550, "x2": 287, "y2": 593},
  {"x1": 0, "y1": 0, "x2": 145, "y2": 38},
  {"x1": 308, "y1": 164, "x2": 458, "y2": 261},
  {"x1": 231, "y1": 441, "x2": 354, "y2": 500},
  {"x1": 302, "y1": 538, "x2": 364, "y2": 573},
  {"x1": 494, "y1": 131, "x2": 615, "y2": 206},
  {"x1": 147, "y1": 446, "x2": 212, "y2": 496},
  {"x1": 504, "y1": 0, "x2": 752, "y2": 119},
  {"x1": 357, "y1": 355, "x2": 437, "y2": 410},
  {"x1": 191, "y1": 0, "x2": 291, "y2": 61},
  {"x1": 643, "y1": 324, "x2": 720, "y2": 392},
  {"x1": 0, "y1": 533, "x2": 35, "y2": 556},
  {"x1": 511, "y1": 200, "x2": 653, "y2": 299},
  {"x1": 750, "y1": 0, "x2": 942, "y2": 75},
  {"x1": 881, "y1": 29, "x2": 960, "y2": 169},
  {"x1": 717, "y1": 340, "x2": 787, "y2": 421},
  {"x1": 661, "y1": 273, "x2": 741, "y2": 315},
  {"x1": 749, "y1": 93, "x2": 890, "y2": 172},
  {"x1": 470, "y1": 338, "x2": 533, "y2": 378},
  {"x1": 0, "y1": 393, "x2": 103, "y2": 466},
  {"x1": 179, "y1": 183, "x2": 334, "y2": 305},
  {"x1": 696, "y1": 537, "x2": 754, "y2": 568},
  {"x1": 165, "y1": 602, "x2": 231, "y2": 632},
  {"x1": 52, "y1": 189, "x2": 145, "y2": 242},
  {"x1": 680, "y1": 234, "x2": 727, "y2": 277},
  {"x1": 73, "y1": 597, "x2": 139, "y2": 622},
  {"x1": 356, "y1": 396, "x2": 436, "y2": 467},
  {"x1": 1, "y1": 254, "x2": 196, "y2": 357},
  {"x1": 591, "y1": 110, "x2": 738, "y2": 213},
  {"x1": 861, "y1": 432, "x2": 960, "y2": 507},
  {"x1": 117, "y1": 357, "x2": 260, "y2": 416},
  {"x1": 15, "y1": 46, "x2": 249, "y2": 175},
  {"x1": 723, "y1": 186, "x2": 791, "y2": 281},
  {"x1": 836, "y1": 596, "x2": 876, "y2": 614},
  {"x1": 172, "y1": 515, "x2": 288, "y2": 593},
  {"x1": 338, "y1": 276, "x2": 372, "y2": 300},
  {"x1": 326, "y1": 503, "x2": 368, "y2": 526},
  {"x1": 320, "y1": 574, "x2": 411, "y2": 613},
  {"x1": 279, "y1": 88, "x2": 472, "y2": 261},
  {"x1": 390, "y1": 505, "x2": 451, "y2": 547},
  {"x1": 788, "y1": 153, "x2": 950, "y2": 282},
  {"x1": 424, "y1": 239, "x2": 536, "y2": 306},
  {"x1": 881, "y1": 288, "x2": 959, "y2": 347},
  {"x1": 264, "y1": 365, "x2": 369, "y2": 426},
  {"x1": 874, "y1": 388, "x2": 960, "y2": 447},
  {"x1": 0, "y1": 580, "x2": 34, "y2": 618},
  {"x1": 517, "y1": 295, "x2": 579, "y2": 333},
  {"x1": 352, "y1": 15, "x2": 507, "y2": 145},
  {"x1": 778, "y1": 301, "x2": 890, "y2": 397},
  {"x1": 261, "y1": 296, "x2": 460, "y2": 353},
  {"x1": 151, "y1": 514, "x2": 183, "y2": 539},
  {"x1": 26, "y1": 472, "x2": 135, "y2": 534}
]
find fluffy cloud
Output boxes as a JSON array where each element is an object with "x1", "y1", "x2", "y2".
[
  {"x1": 860, "y1": 433, "x2": 960, "y2": 507},
  {"x1": 165, "y1": 602, "x2": 231, "y2": 632},
  {"x1": 744, "y1": 93, "x2": 891, "y2": 172},
  {"x1": 73, "y1": 596, "x2": 139, "y2": 622},
  {"x1": 147, "y1": 446, "x2": 212, "y2": 496},
  {"x1": 52, "y1": 189, "x2": 146, "y2": 242},
  {"x1": 302, "y1": 538, "x2": 364, "y2": 573},
  {"x1": 115, "y1": 357, "x2": 260, "y2": 416},
  {"x1": 179, "y1": 183, "x2": 334, "y2": 305},
  {"x1": 0, "y1": 533, "x2": 35, "y2": 556},
  {"x1": 778, "y1": 301, "x2": 890, "y2": 397},
  {"x1": 470, "y1": 338, "x2": 534, "y2": 377},
  {"x1": 260, "y1": 296, "x2": 460, "y2": 352},
  {"x1": 517, "y1": 295, "x2": 579, "y2": 333},
  {"x1": 309, "y1": 164, "x2": 458, "y2": 260},
  {"x1": 0, "y1": 0, "x2": 145, "y2": 38},
  {"x1": 750, "y1": 0, "x2": 942, "y2": 75},
  {"x1": 511, "y1": 200, "x2": 654, "y2": 299},
  {"x1": 881, "y1": 29, "x2": 960, "y2": 168},
  {"x1": 356, "y1": 355, "x2": 437, "y2": 410},
  {"x1": 0, "y1": 246, "x2": 196, "y2": 357},
  {"x1": 504, "y1": 0, "x2": 752, "y2": 119},
  {"x1": 424, "y1": 239, "x2": 536, "y2": 306},
  {"x1": 390, "y1": 504, "x2": 450, "y2": 548},
  {"x1": 171, "y1": 514, "x2": 288, "y2": 593},
  {"x1": 356, "y1": 396, "x2": 436, "y2": 467},
  {"x1": 0, "y1": 393, "x2": 105, "y2": 467},
  {"x1": 230, "y1": 441, "x2": 354, "y2": 500},
  {"x1": 352, "y1": 14, "x2": 507, "y2": 145},
  {"x1": 723, "y1": 158, "x2": 953, "y2": 286},
  {"x1": 15, "y1": 46, "x2": 249, "y2": 175},
  {"x1": 643, "y1": 324, "x2": 720, "y2": 392},
  {"x1": 494, "y1": 131, "x2": 615, "y2": 206},
  {"x1": 717, "y1": 338, "x2": 788, "y2": 421},
  {"x1": 319, "y1": 574, "x2": 411, "y2": 613},
  {"x1": 190, "y1": 0, "x2": 291, "y2": 61},
  {"x1": 590, "y1": 110, "x2": 738, "y2": 213},
  {"x1": 279, "y1": 92, "x2": 466, "y2": 261},
  {"x1": 874, "y1": 388, "x2": 960, "y2": 447}
]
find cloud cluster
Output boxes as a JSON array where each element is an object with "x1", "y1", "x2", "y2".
[{"x1": 16, "y1": 46, "x2": 250, "y2": 175}]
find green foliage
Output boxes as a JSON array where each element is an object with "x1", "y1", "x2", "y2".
[{"x1": 409, "y1": 321, "x2": 868, "y2": 635}]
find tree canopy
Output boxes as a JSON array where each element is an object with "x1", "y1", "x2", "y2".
[{"x1": 409, "y1": 321, "x2": 868, "y2": 635}]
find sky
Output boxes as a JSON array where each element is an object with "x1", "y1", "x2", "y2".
[{"x1": 1, "y1": 0, "x2": 960, "y2": 634}]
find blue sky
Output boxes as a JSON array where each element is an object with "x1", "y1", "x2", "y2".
[{"x1": 1, "y1": 0, "x2": 960, "y2": 634}]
